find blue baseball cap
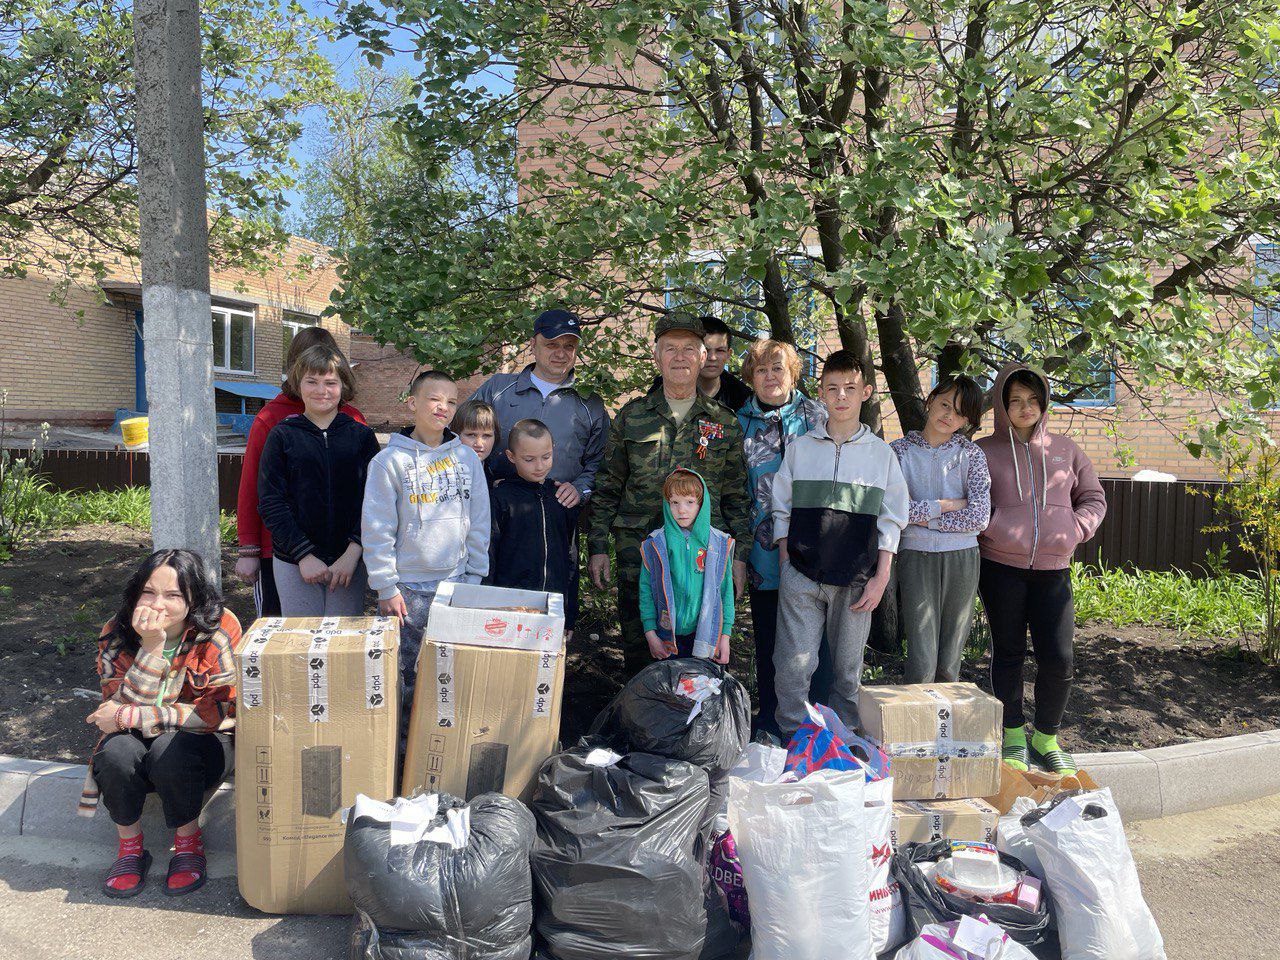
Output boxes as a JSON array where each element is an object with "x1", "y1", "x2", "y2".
[{"x1": 533, "y1": 309, "x2": 582, "y2": 340}]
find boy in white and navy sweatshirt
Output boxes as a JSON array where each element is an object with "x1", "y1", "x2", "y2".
[
  {"x1": 362, "y1": 370, "x2": 490, "y2": 746},
  {"x1": 770, "y1": 351, "x2": 908, "y2": 738}
]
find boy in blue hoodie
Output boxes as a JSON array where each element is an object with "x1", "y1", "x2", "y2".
[
  {"x1": 361, "y1": 370, "x2": 490, "y2": 741},
  {"x1": 639, "y1": 468, "x2": 734, "y2": 664}
]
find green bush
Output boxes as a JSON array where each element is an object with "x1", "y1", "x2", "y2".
[
  {"x1": 8, "y1": 485, "x2": 237, "y2": 547},
  {"x1": 1071, "y1": 562, "x2": 1265, "y2": 643}
]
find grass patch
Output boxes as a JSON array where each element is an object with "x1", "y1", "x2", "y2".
[
  {"x1": 1071, "y1": 562, "x2": 1265, "y2": 642},
  {"x1": 22, "y1": 486, "x2": 236, "y2": 546}
]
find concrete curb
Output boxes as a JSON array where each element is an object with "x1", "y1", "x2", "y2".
[{"x1": 1, "y1": 729, "x2": 1277, "y2": 864}]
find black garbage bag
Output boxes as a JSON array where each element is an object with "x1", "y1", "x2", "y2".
[
  {"x1": 345, "y1": 791, "x2": 536, "y2": 960},
  {"x1": 530, "y1": 746, "x2": 710, "y2": 960},
  {"x1": 589, "y1": 658, "x2": 750, "y2": 777},
  {"x1": 891, "y1": 839, "x2": 1060, "y2": 960}
]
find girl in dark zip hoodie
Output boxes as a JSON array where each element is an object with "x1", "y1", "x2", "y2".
[
  {"x1": 258, "y1": 345, "x2": 382, "y2": 616},
  {"x1": 975, "y1": 363, "x2": 1107, "y2": 775}
]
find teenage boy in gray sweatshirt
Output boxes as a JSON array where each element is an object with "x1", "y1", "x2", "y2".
[
  {"x1": 771, "y1": 351, "x2": 909, "y2": 738},
  {"x1": 361, "y1": 370, "x2": 490, "y2": 743}
]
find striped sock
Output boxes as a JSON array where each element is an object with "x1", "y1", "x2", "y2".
[{"x1": 107, "y1": 834, "x2": 144, "y2": 892}]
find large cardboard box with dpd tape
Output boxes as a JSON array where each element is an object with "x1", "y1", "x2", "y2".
[
  {"x1": 890, "y1": 798, "x2": 1000, "y2": 849},
  {"x1": 858, "y1": 682, "x2": 1001, "y2": 801},
  {"x1": 402, "y1": 582, "x2": 565, "y2": 802},
  {"x1": 234, "y1": 616, "x2": 399, "y2": 915}
]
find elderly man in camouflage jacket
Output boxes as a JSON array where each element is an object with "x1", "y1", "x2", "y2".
[{"x1": 588, "y1": 313, "x2": 752, "y2": 676}]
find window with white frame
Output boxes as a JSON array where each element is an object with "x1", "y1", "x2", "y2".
[
  {"x1": 212, "y1": 305, "x2": 255, "y2": 374},
  {"x1": 281, "y1": 311, "x2": 320, "y2": 373}
]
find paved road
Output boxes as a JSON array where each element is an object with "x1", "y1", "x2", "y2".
[{"x1": 1, "y1": 793, "x2": 1275, "y2": 959}]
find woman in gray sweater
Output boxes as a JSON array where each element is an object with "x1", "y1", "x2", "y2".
[{"x1": 890, "y1": 376, "x2": 991, "y2": 683}]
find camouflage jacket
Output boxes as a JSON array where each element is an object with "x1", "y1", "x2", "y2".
[{"x1": 587, "y1": 390, "x2": 752, "y2": 553}]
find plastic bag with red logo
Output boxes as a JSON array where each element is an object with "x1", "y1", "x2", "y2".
[
  {"x1": 864, "y1": 775, "x2": 907, "y2": 955},
  {"x1": 589, "y1": 658, "x2": 750, "y2": 777}
]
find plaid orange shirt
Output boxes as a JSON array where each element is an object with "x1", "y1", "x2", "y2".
[{"x1": 78, "y1": 610, "x2": 242, "y2": 816}]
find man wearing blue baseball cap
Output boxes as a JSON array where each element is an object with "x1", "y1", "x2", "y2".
[{"x1": 470, "y1": 309, "x2": 608, "y2": 504}]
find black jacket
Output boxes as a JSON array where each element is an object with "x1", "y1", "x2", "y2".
[
  {"x1": 486, "y1": 476, "x2": 582, "y2": 629},
  {"x1": 258, "y1": 412, "x2": 382, "y2": 565}
]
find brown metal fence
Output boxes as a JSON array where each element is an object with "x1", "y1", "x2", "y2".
[
  {"x1": 12, "y1": 450, "x2": 1255, "y2": 575},
  {"x1": 17, "y1": 448, "x2": 243, "y2": 512}
]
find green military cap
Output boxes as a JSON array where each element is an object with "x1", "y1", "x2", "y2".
[{"x1": 654, "y1": 311, "x2": 705, "y2": 341}]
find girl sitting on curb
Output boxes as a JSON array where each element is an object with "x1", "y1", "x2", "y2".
[{"x1": 79, "y1": 549, "x2": 241, "y2": 899}]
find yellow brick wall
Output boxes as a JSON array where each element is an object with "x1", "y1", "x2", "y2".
[{"x1": 0, "y1": 234, "x2": 357, "y2": 425}]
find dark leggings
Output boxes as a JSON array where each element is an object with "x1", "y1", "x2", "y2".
[
  {"x1": 92, "y1": 730, "x2": 231, "y2": 829},
  {"x1": 256, "y1": 556, "x2": 282, "y2": 618},
  {"x1": 978, "y1": 559, "x2": 1075, "y2": 735}
]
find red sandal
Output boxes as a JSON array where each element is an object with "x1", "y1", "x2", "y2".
[
  {"x1": 102, "y1": 849, "x2": 152, "y2": 899},
  {"x1": 164, "y1": 849, "x2": 207, "y2": 896}
]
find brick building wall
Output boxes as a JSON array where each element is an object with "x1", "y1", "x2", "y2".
[
  {"x1": 348, "y1": 333, "x2": 489, "y2": 431},
  {"x1": 0, "y1": 234, "x2": 353, "y2": 426}
]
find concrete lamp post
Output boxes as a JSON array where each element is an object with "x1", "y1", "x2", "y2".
[{"x1": 133, "y1": 0, "x2": 222, "y2": 586}]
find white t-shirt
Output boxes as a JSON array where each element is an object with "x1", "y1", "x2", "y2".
[{"x1": 529, "y1": 371, "x2": 569, "y2": 399}]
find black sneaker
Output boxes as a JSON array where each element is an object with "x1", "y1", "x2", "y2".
[
  {"x1": 1002, "y1": 739, "x2": 1030, "y2": 772},
  {"x1": 1030, "y1": 738, "x2": 1078, "y2": 775}
]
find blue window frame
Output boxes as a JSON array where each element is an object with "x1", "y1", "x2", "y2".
[{"x1": 1255, "y1": 243, "x2": 1280, "y2": 342}]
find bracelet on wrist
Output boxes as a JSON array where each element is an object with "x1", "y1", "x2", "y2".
[{"x1": 114, "y1": 704, "x2": 129, "y2": 730}]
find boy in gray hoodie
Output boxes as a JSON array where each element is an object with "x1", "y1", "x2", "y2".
[{"x1": 361, "y1": 370, "x2": 490, "y2": 742}]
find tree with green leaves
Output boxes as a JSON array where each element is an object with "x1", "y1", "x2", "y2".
[
  {"x1": 0, "y1": 0, "x2": 339, "y2": 287},
  {"x1": 336, "y1": 0, "x2": 1280, "y2": 450},
  {"x1": 292, "y1": 67, "x2": 421, "y2": 252}
]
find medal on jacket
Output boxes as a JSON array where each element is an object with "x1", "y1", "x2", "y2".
[{"x1": 696, "y1": 420, "x2": 725, "y2": 459}]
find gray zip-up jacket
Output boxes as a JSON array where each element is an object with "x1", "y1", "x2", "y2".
[
  {"x1": 470, "y1": 365, "x2": 609, "y2": 497},
  {"x1": 361, "y1": 429, "x2": 490, "y2": 600},
  {"x1": 889, "y1": 431, "x2": 991, "y2": 553}
]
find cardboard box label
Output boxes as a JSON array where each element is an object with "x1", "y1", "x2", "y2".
[
  {"x1": 240, "y1": 626, "x2": 275, "y2": 708},
  {"x1": 307, "y1": 634, "x2": 330, "y2": 723},
  {"x1": 533, "y1": 650, "x2": 557, "y2": 719},
  {"x1": 365, "y1": 630, "x2": 389, "y2": 709},
  {"x1": 435, "y1": 643, "x2": 456, "y2": 728}
]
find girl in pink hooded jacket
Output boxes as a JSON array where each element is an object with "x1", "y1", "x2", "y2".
[{"x1": 976, "y1": 363, "x2": 1107, "y2": 775}]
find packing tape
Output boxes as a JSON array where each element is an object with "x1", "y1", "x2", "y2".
[
  {"x1": 435, "y1": 643, "x2": 456, "y2": 729},
  {"x1": 900, "y1": 800, "x2": 946, "y2": 841},
  {"x1": 320, "y1": 616, "x2": 341, "y2": 630},
  {"x1": 307, "y1": 634, "x2": 330, "y2": 722},
  {"x1": 532, "y1": 649, "x2": 556, "y2": 719},
  {"x1": 239, "y1": 628, "x2": 274, "y2": 709},
  {"x1": 365, "y1": 629, "x2": 388, "y2": 710},
  {"x1": 877, "y1": 689, "x2": 997, "y2": 798}
]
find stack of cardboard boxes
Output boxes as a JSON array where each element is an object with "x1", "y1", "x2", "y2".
[
  {"x1": 857, "y1": 682, "x2": 1003, "y2": 848},
  {"x1": 234, "y1": 584, "x2": 568, "y2": 915}
]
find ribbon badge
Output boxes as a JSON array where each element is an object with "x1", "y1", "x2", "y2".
[{"x1": 696, "y1": 420, "x2": 725, "y2": 459}]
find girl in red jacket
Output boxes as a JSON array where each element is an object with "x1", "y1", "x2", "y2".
[
  {"x1": 976, "y1": 363, "x2": 1107, "y2": 775},
  {"x1": 234, "y1": 327, "x2": 365, "y2": 615}
]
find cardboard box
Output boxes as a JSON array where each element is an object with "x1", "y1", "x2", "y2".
[
  {"x1": 402, "y1": 582, "x2": 565, "y2": 803},
  {"x1": 890, "y1": 798, "x2": 999, "y2": 848},
  {"x1": 235, "y1": 616, "x2": 399, "y2": 915},
  {"x1": 983, "y1": 762, "x2": 1101, "y2": 814},
  {"x1": 859, "y1": 683, "x2": 1002, "y2": 801}
]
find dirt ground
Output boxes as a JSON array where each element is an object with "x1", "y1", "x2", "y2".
[{"x1": 1, "y1": 523, "x2": 1277, "y2": 762}]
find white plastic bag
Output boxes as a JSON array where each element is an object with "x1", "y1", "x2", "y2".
[
  {"x1": 895, "y1": 915, "x2": 1038, "y2": 960},
  {"x1": 995, "y1": 796, "x2": 1044, "y2": 881},
  {"x1": 1023, "y1": 789, "x2": 1166, "y2": 960},
  {"x1": 864, "y1": 776, "x2": 907, "y2": 954},
  {"x1": 727, "y1": 768, "x2": 871, "y2": 960}
]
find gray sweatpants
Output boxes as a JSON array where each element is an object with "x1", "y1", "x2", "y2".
[
  {"x1": 272, "y1": 558, "x2": 368, "y2": 617},
  {"x1": 773, "y1": 562, "x2": 871, "y2": 737},
  {"x1": 898, "y1": 547, "x2": 980, "y2": 684}
]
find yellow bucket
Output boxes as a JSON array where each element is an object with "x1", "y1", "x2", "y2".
[{"x1": 120, "y1": 416, "x2": 150, "y2": 448}]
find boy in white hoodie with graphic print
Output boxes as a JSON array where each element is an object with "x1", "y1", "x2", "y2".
[{"x1": 362, "y1": 370, "x2": 490, "y2": 744}]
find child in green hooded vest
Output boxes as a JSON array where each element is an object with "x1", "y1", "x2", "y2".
[{"x1": 639, "y1": 468, "x2": 735, "y2": 664}]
